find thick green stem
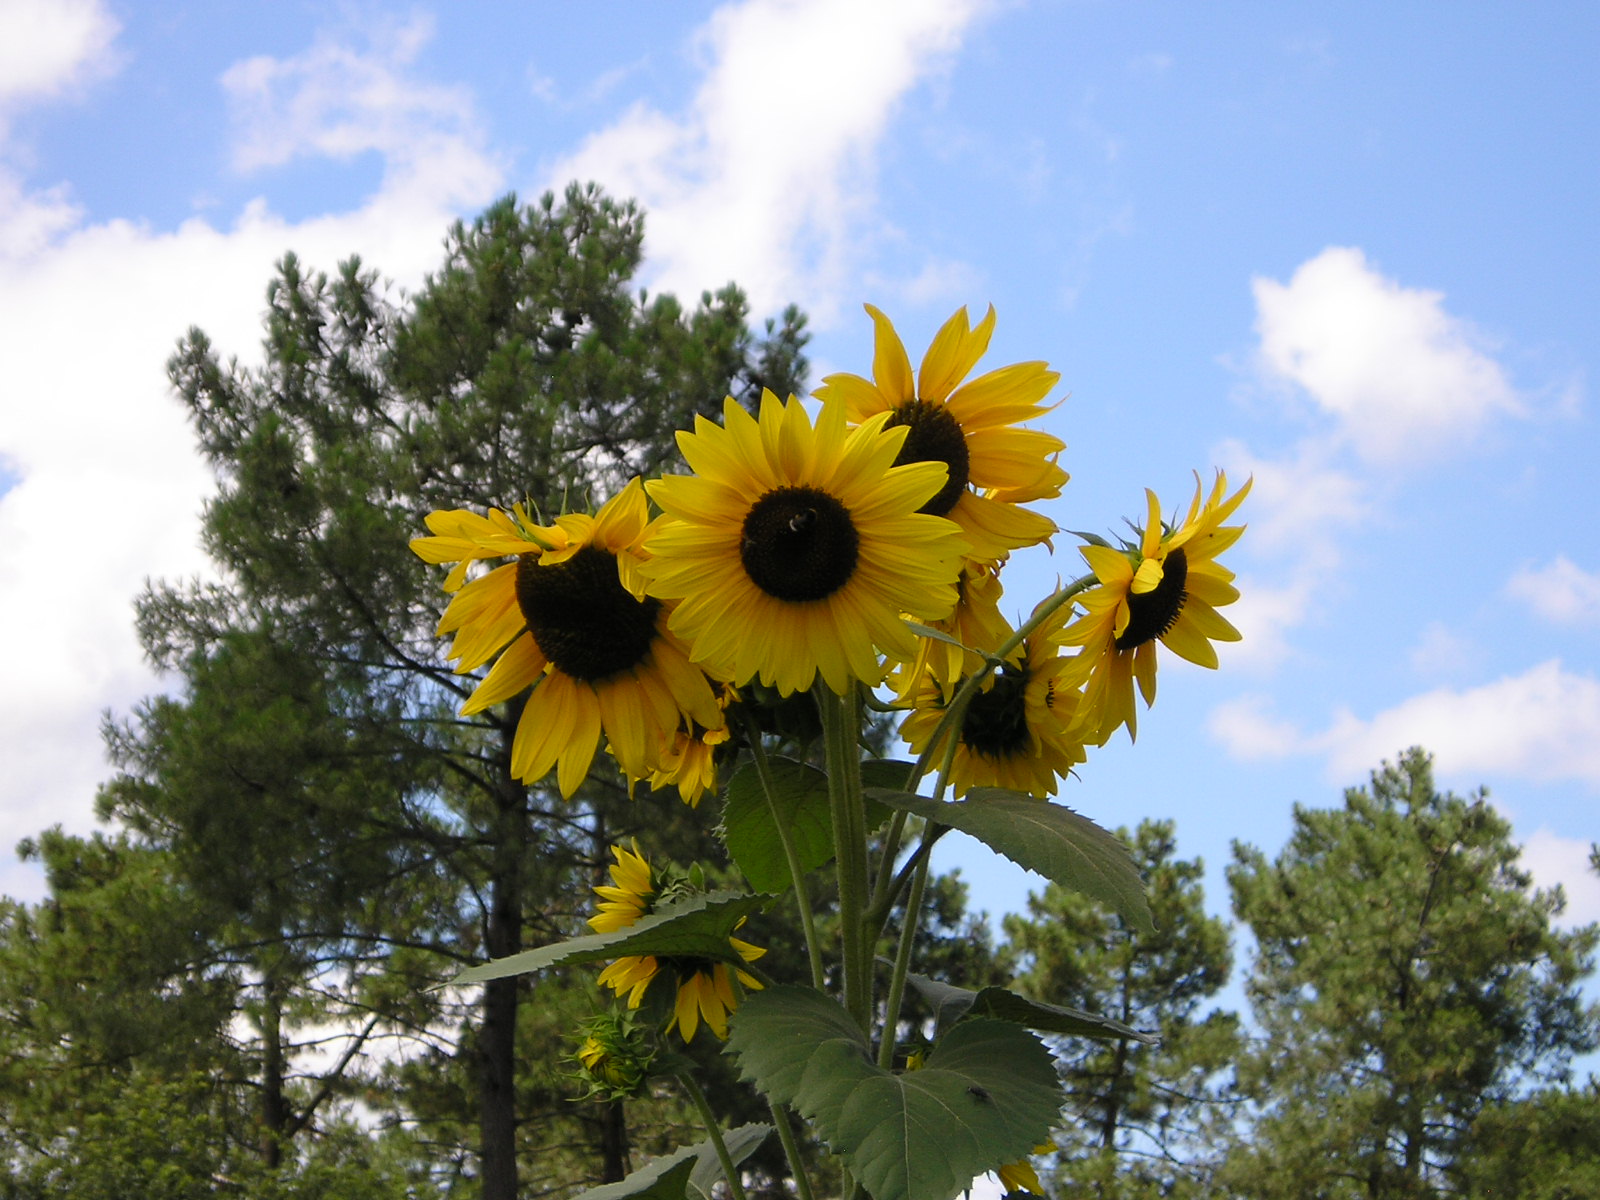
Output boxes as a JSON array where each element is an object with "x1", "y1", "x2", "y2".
[
  {"x1": 740, "y1": 715, "x2": 826, "y2": 990},
  {"x1": 876, "y1": 845, "x2": 932, "y2": 1071},
  {"x1": 678, "y1": 1071, "x2": 748, "y2": 1200},
  {"x1": 768, "y1": 1100, "x2": 816, "y2": 1200},
  {"x1": 821, "y1": 685, "x2": 871, "y2": 1031}
]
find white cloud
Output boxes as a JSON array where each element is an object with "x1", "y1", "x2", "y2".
[
  {"x1": 221, "y1": 12, "x2": 500, "y2": 210},
  {"x1": 0, "y1": 0, "x2": 118, "y2": 115},
  {"x1": 1209, "y1": 437, "x2": 1368, "y2": 671},
  {"x1": 1210, "y1": 660, "x2": 1600, "y2": 791},
  {"x1": 1407, "y1": 621, "x2": 1476, "y2": 678},
  {"x1": 1507, "y1": 556, "x2": 1600, "y2": 626},
  {"x1": 1521, "y1": 829, "x2": 1600, "y2": 928},
  {"x1": 0, "y1": 17, "x2": 504, "y2": 901},
  {"x1": 1253, "y1": 246, "x2": 1522, "y2": 464},
  {"x1": 544, "y1": 0, "x2": 990, "y2": 321},
  {"x1": 1208, "y1": 694, "x2": 1304, "y2": 761}
]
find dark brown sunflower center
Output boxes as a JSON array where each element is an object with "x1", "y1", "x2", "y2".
[
  {"x1": 886, "y1": 400, "x2": 969, "y2": 516},
  {"x1": 739, "y1": 486, "x2": 859, "y2": 602},
  {"x1": 515, "y1": 545, "x2": 661, "y2": 681},
  {"x1": 1114, "y1": 547, "x2": 1189, "y2": 651},
  {"x1": 960, "y1": 665, "x2": 1030, "y2": 760}
]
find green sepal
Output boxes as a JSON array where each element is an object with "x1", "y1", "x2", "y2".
[
  {"x1": 899, "y1": 969, "x2": 1158, "y2": 1044},
  {"x1": 452, "y1": 892, "x2": 769, "y2": 986},
  {"x1": 565, "y1": 1124, "x2": 772, "y2": 1200},
  {"x1": 726, "y1": 986, "x2": 1063, "y2": 1200},
  {"x1": 865, "y1": 787, "x2": 1154, "y2": 933},
  {"x1": 1067, "y1": 529, "x2": 1115, "y2": 550},
  {"x1": 722, "y1": 759, "x2": 899, "y2": 892}
]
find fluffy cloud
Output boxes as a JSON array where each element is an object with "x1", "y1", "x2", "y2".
[
  {"x1": 1210, "y1": 660, "x2": 1600, "y2": 789},
  {"x1": 1521, "y1": 829, "x2": 1600, "y2": 928},
  {"x1": 1209, "y1": 437, "x2": 1367, "y2": 672},
  {"x1": 221, "y1": 12, "x2": 500, "y2": 211},
  {"x1": 0, "y1": 15, "x2": 504, "y2": 901},
  {"x1": 0, "y1": 0, "x2": 118, "y2": 115},
  {"x1": 544, "y1": 0, "x2": 990, "y2": 321},
  {"x1": 1507, "y1": 556, "x2": 1600, "y2": 626},
  {"x1": 1253, "y1": 246, "x2": 1522, "y2": 463}
]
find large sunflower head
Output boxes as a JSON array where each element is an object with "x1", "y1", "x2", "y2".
[
  {"x1": 642, "y1": 391, "x2": 969, "y2": 697},
  {"x1": 412, "y1": 478, "x2": 721, "y2": 796},
  {"x1": 1059, "y1": 471, "x2": 1250, "y2": 744},
  {"x1": 813, "y1": 304, "x2": 1067, "y2": 564},
  {"x1": 899, "y1": 601, "x2": 1086, "y2": 799}
]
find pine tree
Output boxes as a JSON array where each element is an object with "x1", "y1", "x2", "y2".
[
  {"x1": 97, "y1": 183, "x2": 808, "y2": 1198},
  {"x1": 1002, "y1": 818, "x2": 1240, "y2": 1198},
  {"x1": 1223, "y1": 748, "x2": 1600, "y2": 1199}
]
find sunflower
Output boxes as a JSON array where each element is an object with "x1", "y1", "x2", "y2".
[
  {"x1": 647, "y1": 684, "x2": 737, "y2": 806},
  {"x1": 411, "y1": 478, "x2": 721, "y2": 797},
  {"x1": 889, "y1": 561, "x2": 1012, "y2": 703},
  {"x1": 813, "y1": 304, "x2": 1067, "y2": 565},
  {"x1": 899, "y1": 600, "x2": 1086, "y2": 799},
  {"x1": 1059, "y1": 472, "x2": 1250, "y2": 744},
  {"x1": 642, "y1": 390, "x2": 968, "y2": 697},
  {"x1": 588, "y1": 840, "x2": 655, "y2": 934},
  {"x1": 589, "y1": 842, "x2": 767, "y2": 1043}
]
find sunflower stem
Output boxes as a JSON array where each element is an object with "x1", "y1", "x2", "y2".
[
  {"x1": 876, "y1": 841, "x2": 932, "y2": 1072},
  {"x1": 678, "y1": 1070, "x2": 748, "y2": 1200},
  {"x1": 768, "y1": 1099, "x2": 816, "y2": 1200},
  {"x1": 868, "y1": 809, "x2": 908, "y2": 913},
  {"x1": 740, "y1": 714, "x2": 826, "y2": 990},
  {"x1": 820, "y1": 685, "x2": 871, "y2": 1032}
]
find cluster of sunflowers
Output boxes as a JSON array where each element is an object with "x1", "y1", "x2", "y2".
[
  {"x1": 415, "y1": 303, "x2": 1247, "y2": 1200},
  {"x1": 412, "y1": 303, "x2": 1247, "y2": 805}
]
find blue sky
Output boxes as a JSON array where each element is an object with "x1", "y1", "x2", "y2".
[{"x1": 1, "y1": 0, "x2": 1597, "y2": 993}]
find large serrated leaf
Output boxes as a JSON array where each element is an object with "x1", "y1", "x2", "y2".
[
  {"x1": 900, "y1": 970, "x2": 1158, "y2": 1044},
  {"x1": 722, "y1": 759, "x2": 836, "y2": 892},
  {"x1": 865, "y1": 787, "x2": 1153, "y2": 933},
  {"x1": 452, "y1": 892, "x2": 768, "y2": 986},
  {"x1": 566, "y1": 1124, "x2": 772, "y2": 1200},
  {"x1": 721, "y1": 759, "x2": 904, "y2": 892},
  {"x1": 726, "y1": 987, "x2": 1062, "y2": 1200}
]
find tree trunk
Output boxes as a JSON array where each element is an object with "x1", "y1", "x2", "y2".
[
  {"x1": 480, "y1": 772, "x2": 528, "y2": 1200},
  {"x1": 260, "y1": 973, "x2": 286, "y2": 1170}
]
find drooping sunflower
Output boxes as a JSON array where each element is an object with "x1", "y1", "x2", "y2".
[
  {"x1": 812, "y1": 304, "x2": 1067, "y2": 565},
  {"x1": 1059, "y1": 471, "x2": 1250, "y2": 744},
  {"x1": 588, "y1": 841, "x2": 766, "y2": 1043},
  {"x1": 899, "y1": 600, "x2": 1086, "y2": 799},
  {"x1": 642, "y1": 390, "x2": 968, "y2": 696},
  {"x1": 647, "y1": 683, "x2": 737, "y2": 807},
  {"x1": 411, "y1": 478, "x2": 721, "y2": 797},
  {"x1": 889, "y1": 561, "x2": 1013, "y2": 703}
]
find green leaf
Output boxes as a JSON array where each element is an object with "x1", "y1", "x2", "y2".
[
  {"x1": 865, "y1": 788, "x2": 1154, "y2": 933},
  {"x1": 452, "y1": 892, "x2": 768, "y2": 986},
  {"x1": 722, "y1": 759, "x2": 835, "y2": 893},
  {"x1": 900, "y1": 970, "x2": 1158, "y2": 1044},
  {"x1": 722, "y1": 759, "x2": 903, "y2": 892},
  {"x1": 903, "y1": 621, "x2": 973, "y2": 650},
  {"x1": 727, "y1": 986, "x2": 1062, "y2": 1200},
  {"x1": 567, "y1": 1125, "x2": 772, "y2": 1200}
]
